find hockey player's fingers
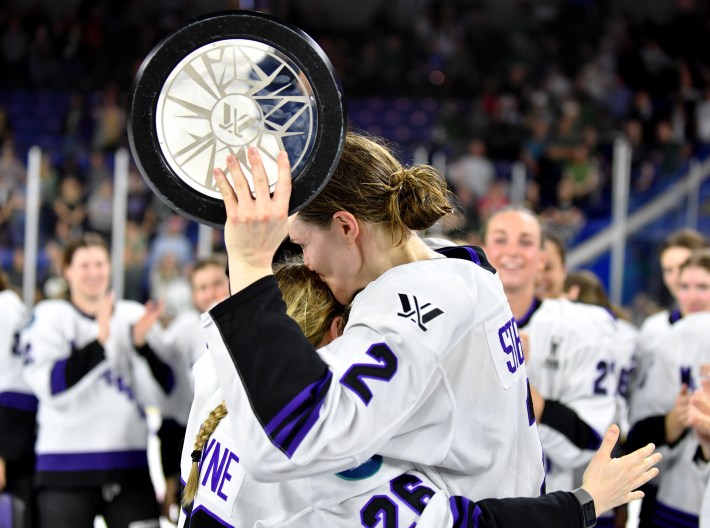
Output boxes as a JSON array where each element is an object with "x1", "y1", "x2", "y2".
[
  {"x1": 691, "y1": 390, "x2": 710, "y2": 413},
  {"x1": 272, "y1": 150, "x2": 292, "y2": 211},
  {"x1": 680, "y1": 383, "x2": 689, "y2": 396},
  {"x1": 247, "y1": 147, "x2": 271, "y2": 203},
  {"x1": 688, "y1": 406, "x2": 710, "y2": 433},
  {"x1": 626, "y1": 490, "x2": 645, "y2": 503},
  {"x1": 701, "y1": 378, "x2": 710, "y2": 393},
  {"x1": 631, "y1": 465, "x2": 660, "y2": 492},
  {"x1": 213, "y1": 163, "x2": 240, "y2": 217},
  {"x1": 594, "y1": 424, "x2": 621, "y2": 461},
  {"x1": 225, "y1": 153, "x2": 256, "y2": 208},
  {"x1": 622, "y1": 442, "x2": 656, "y2": 468}
]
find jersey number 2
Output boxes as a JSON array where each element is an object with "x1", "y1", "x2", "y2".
[{"x1": 341, "y1": 343, "x2": 398, "y2": 405}]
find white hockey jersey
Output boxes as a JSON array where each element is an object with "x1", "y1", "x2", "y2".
[
  {"x1": 203, "y1": 248, "x2": 545, "y2": 501},
  {"x1": 19, "y1": 299, "x2": 173, "y2": 486},
  {"x1": 630, "y1": 312, "x2": 710, "y2": 525},
  {"x1": 178, "y1": 355, "x2": 584, "y2": 528},
  {"x1": 631, "y1": 308, "x2": 680, "y2": 396},
  {"x1": 0, "y1": 289, "x2": 35, "y2": 463},
  {"x1": 520, "y1": 298, "x2": 617, "y2": 492}
]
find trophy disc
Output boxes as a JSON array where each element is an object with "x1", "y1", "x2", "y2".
[{"x1": 128, "y1": 11, "x2": 346, "y2": 228}]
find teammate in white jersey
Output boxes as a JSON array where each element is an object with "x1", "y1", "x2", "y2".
[
  {"x1": 536, "y1": 231, "x2": 637, "y2": 527},
  {"x1": 0, "y1": 274, "x2": 34, "y2": 527},
  {"x1": 633, "y1": 228, "x2": 708, "y2": 396},
  {"x1": 481, "y1": 207, "x2": 617, "y2": 493},
  {"x1": 629, "y1": 226, "x2": 707, "y2": 527},
  {"x1": 630, "y1": 250, "x2": 710, "y2": 526},
  {"x1": 204, "y1": 133, "x2": 545, "y2": 502},
  {"x1": 179, "y1": 260, "x2": 661, "y2": 528},
  {"x1": 156, "y1": 255, "x2": 230, "y2": 521},
  {"x1": 18, "y1": 234, "x2": 174, "y2": 528}
]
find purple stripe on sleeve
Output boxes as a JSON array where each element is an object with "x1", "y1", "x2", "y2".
[
  {"x1": 450, "y1": 496, "x2": 482, "y2": 528},
  {"x1": 264, "y1": 371, "x2": 332, "y2": 458},
  {"x1": 50, "y1": 359, "x2": 68, "y2": 395},
  {"x1": 0, "y1": 391, "x2": 38, "y2": 412},
  {"x1": 36, "y1": 449, "x2": 148, "y2": 472}
]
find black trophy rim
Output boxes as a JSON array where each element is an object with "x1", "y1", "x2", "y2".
[{"x1": 128, "y1": 10, "x2": 346, "y2": 228}]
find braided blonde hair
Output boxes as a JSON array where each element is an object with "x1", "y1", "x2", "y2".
[{"x1": 181, "y1": 402, "x2": 228, "y2": 507}]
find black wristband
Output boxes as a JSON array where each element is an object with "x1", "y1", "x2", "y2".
[{"x1": 572, "y1": 488, "x2": 597, "y2": 528}]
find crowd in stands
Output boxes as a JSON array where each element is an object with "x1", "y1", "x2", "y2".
[{"x1": 0, "y1": 0, "x2": 709, "y2": 318}]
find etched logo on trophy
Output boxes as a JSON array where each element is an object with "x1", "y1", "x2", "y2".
[{"x1": 212, "y1": 95, "x2": 262, "y2": 146}]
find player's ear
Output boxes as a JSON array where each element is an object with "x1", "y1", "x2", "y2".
[
  {"x1": 328, "y1": 315, "x2": 345, "y2": 342},
  {"x1": 331, "y1": 211, "x2": 359, "y2": 241}
]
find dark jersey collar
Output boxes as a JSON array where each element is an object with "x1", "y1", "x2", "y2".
[{"x1": 435, "y1": 245, "x2": 497, "y2": 275}]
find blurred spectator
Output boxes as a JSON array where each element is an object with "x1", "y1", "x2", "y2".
[
  {"x1": 521, "y1": 117, "x2": 550, "y2": 179},
  {"x1": 124, "y1": 220, "x2": 149, "y2": 302},
  {"x1": 543, "y1": 178, "x2": 585, "y2": 243},
  {"x1": 61, "y1": 93, "x2": 92, "y2": 156},
  {"x1": 86, "y1": 178, "x2": 113, "y2": 240},
  {"x1": 149, "y1": 215, "x2": 192, "y2": 271},
  {"x1": 628, "y1": 90, "x2": 656, "y2": 144},
  {"x1": 0, "y1": 141, "x2": 27, "y2": 246},
  {"x1": 86, "y1": 150, "x2": 111, "y2": 193},
  {"x1": 92, "y1": 85, "x2": 126, "y2": 151},
  {"x1": 625, "y1": 118, "x2": 656, "y2": 192},
  {"x1": 39, "y1": 153, "x2": 59, "y2": 204},
  {"x1": 561, "y1": 143, "x2": 600, "y2": 207},
  {"x1": 448, "y1": 139, "x2": 495, "y2": 199},
  {"x1": 126, "y1": 166, "x2": 155, "y2": 230},
  {"x1": 653, "y1": 120, "x2": 686, "y2": 178},
  {"x1": 52, "y1": 176, "x2": 86, "y2": 239},
  {"x1": 477, "y1": 179, "x2": 510, "y2": 222}
]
